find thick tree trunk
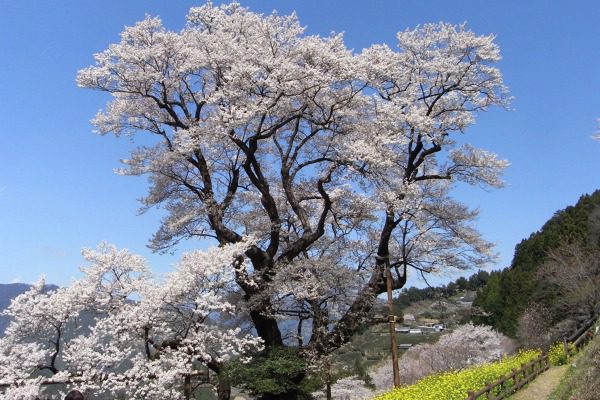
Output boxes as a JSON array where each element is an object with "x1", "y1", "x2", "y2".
[
  {"x1": 238, "y1": 254, "x2": 284, "y2": 348},
  {"x1": 249, "y1": 309, "x2": 283, "y2": 347},
  {"x1": 207, "y1": 361, "x2": 232, "y2": 400},
  {"x1": 216, "y1": 368, "x2": 231, "y2": 400}
]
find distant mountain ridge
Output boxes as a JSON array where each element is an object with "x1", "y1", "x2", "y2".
[{"x1": 0, "y1": 282, "x2": 59, "y2": 336}]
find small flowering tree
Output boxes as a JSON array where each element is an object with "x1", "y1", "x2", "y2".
[
  {"x1": 539, "y1": 240, "x2": 600, "y2": 326},
  {"x1": 312, "y1": 376, "x2": 376, "y2": 400},
  {"x1": 517, "y1": 303, "x2": 553, "y2": 349},
  {"x1": 0, "y1": 241, "x2": 263, "y2": 400}
]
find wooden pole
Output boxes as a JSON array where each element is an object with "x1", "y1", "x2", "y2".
[
  {"x1": 326, "y1": 358, "x2": 332, "y2": 400},
  {"x1": 385, "y1": 257, "x2": 401, "y2": 388},
  {"x1": 183, "y1": 374, "x2": 192, "y2": 400}
]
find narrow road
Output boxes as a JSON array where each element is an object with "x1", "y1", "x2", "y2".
[{"x1": 509, "y1": 365, "x2": 568, "y2": 400}]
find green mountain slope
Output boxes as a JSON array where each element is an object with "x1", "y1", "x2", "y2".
[{"x1": 473, "y1": 190, "x2": 600, "y2": 336}]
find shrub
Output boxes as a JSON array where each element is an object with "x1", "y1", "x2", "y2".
[{"x1": 229, "y1": 347, "x2": 319, "y2": 398}]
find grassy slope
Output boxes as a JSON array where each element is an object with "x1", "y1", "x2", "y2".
[{"x1": 548, "y1": 327, "x2": 600, "y2": 400}]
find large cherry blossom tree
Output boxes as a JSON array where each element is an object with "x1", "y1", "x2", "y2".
[{"x1": 72, "y1": 2, "x2": 509, "y2": 397}]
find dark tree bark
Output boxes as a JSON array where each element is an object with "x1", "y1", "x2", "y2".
[{"x1": 216, "y1": 369, "x2": 231, "y2": 400}]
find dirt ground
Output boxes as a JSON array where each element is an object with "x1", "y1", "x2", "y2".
[{"x1": 509, "y1": 365, "x2": 568, "y2": 400}]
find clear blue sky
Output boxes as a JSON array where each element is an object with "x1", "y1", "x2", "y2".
[{"x1": 0, "y1": 0, "x2": 598, "y2": 287}]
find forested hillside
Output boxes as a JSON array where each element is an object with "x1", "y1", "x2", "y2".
[
  {"x1": 395, "y1": 270, "x2": 491, "y2": 308},
  {"x1": 473, "y1": 190, "x2": 600, "y2": 337}
]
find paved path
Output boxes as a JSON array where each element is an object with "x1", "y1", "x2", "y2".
[{"x1": 509, "y1": 365, "x2": 568, "y2": 400}]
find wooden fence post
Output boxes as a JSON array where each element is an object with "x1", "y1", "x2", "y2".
[{"x1": 484, "y1": 382, "x2": 491, "y2": 397}]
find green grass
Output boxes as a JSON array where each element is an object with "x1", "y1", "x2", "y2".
[{"x1": 547, "y1": 364, "x2": 578, "y2": 400}]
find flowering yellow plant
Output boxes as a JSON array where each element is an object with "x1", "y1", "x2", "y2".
[
  {"x1": 374, "y1": 350, "x2": 540, "y2": 400},
  {"x1": 548, "y1": 341, "x2": 575, "y2": 366}
]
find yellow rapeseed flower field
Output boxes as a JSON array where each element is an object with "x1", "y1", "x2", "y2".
[{"x1": 374, "y1": 350, "x2": 540, "y2": 400}]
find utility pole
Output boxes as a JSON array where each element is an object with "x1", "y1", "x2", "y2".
[{"x1": 377, "y1": 255, "x2": 401, "y2": 387}]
